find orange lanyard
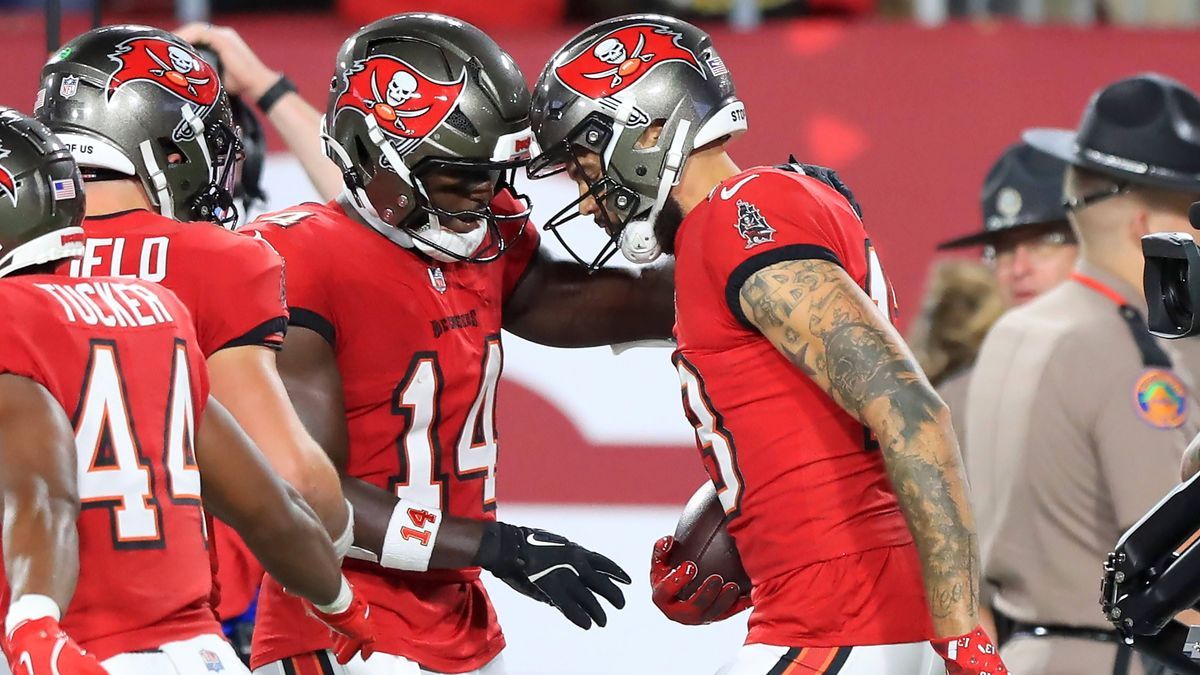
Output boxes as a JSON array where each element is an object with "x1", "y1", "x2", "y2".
[
  {"x1": 1071, "y1": 271, "x2": 1172, "y2": 368},
  {"x1": 1070, "y1": 271, "x2": 1128, "y2": 307}
]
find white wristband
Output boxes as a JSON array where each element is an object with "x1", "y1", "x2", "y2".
[
  {"x1": 312, "y1": 575, "x2": 353, "y2": 615},
  {"x1": 332, "y1": 500, "x2": 355, "y2": 560},
  {"x1": 381, "y1": 501, "x2": 442, "y2": 572},
  {"x1": 5, "y1": 594, "x2": 61, "y2": 638},
  {"x1": 341, "y1": 501, "x2": 442, "y2": 570}
]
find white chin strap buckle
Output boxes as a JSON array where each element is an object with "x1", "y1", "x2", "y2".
[{"x1": 619, "y1": 218, "x2": 661, "y2": 264}]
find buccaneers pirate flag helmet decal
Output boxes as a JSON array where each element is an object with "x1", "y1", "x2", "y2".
[
  {"x1": 105, "y1": 37, "x2": 222, "y2": 109},
  {"x1": 332, "y1": 54, "x2": 466, "y2": 150},
  {"x1": 528, "y1": 14, "x2": 746, "y2": 270},
  {"x1": 554, "y1": 23, "x2": 704, "y2": 101},
  {"x1": 36, "y1": 25, "x2": 240, "y2": 226},
  {"x1": 322, "y1": 13, "x2": 536, "y2": 263}
]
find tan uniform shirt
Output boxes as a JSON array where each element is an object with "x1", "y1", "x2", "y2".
[
  {"x1": 966, "y1": 262, "x2": 1200, "y2": 674},
  {"x1": 937, "y1": 367, "x2": 973, "y2": 459}
]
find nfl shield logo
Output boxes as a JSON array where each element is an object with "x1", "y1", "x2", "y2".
[
  {"x1": 428, "y1": 267, "x2": 447, "y2": 294},
  {"x1": 59, "y1": 75, "x2": 79, "y2": 99},
  {"x1": 199, "y1": 649, "x2": 224, "y2": 672}
]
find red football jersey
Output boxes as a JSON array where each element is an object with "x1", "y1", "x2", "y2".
[
  {"x1": 243, "y1": 195, "x2": 539, "y2": 673},
  {"x1": 672, "y1": 167, "x2": 934, "y2": 647},
  {"x1": 59, "y1": 209, "x2": 289, "y2": 623},
  {"x1": 0, "y1": 274, "x2": 219, "y2": 660},
  {"x1": 61, "y1": 209, "x2": 288, "y2": 356}
]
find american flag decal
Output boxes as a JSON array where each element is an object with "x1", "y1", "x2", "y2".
[{"x1": 52, "y1": 179, "x2": 76, "y2": 201}]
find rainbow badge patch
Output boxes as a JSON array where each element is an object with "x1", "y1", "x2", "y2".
[{"x1": 1134, "y1": 369, "x2": 1187, "y2": 429}]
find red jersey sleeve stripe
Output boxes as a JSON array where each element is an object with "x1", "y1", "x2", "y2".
[{"x1": 724, "y1": 243, "x2": 843, "y2": 331}]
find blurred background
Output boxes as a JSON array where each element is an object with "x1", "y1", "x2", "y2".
[{"x1": 2, "y1": 0, "x2": 1198, "y2": 673}]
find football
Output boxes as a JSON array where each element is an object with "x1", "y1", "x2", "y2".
[{"x1": 668, "y1": 481, "x2": 752, "y2": 597}]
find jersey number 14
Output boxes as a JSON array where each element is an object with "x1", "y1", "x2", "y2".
[{"x1": 390, "y1": 338, "x2": 502, "y2": 512}]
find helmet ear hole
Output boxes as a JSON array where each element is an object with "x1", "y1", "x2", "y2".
[
  {"x1": 157, "y1": 138, "x2": 186, "y2": 166},
  {"x1": 636, "y1": 119, "x2": 667, "y2": 150}
]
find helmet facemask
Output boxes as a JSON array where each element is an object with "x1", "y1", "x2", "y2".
[
  {"x1": 529, "y1": 114, "x2": 638, "y2": 270},
  {"x1": 529, "y1": 111, "x2": 691, "y2": 271},
  {"x1": 326, "y1": 113, "x2": 532, "y2": 264},
  {"x1": 179, "y1": 109, "x2": 243, "y2": 227}
]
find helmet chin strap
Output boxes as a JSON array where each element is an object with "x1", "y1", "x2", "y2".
[
  {"x1": 413, "y1": 215, "x2": 487, "y2": 262},
  {"x1": 619, "y1": 118, "x2": 691, "y2": 265}
]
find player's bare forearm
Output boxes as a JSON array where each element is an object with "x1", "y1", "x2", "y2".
[
  {"x1": 341, "y1": 476, "x2": 485, "y2": 569},
  {"x1": 175, "y1": 22, "x2": 343, "y2": 200},
  {"x1": 266, "y1": 94, "x2": 344, "y2": 201},
  {"x1": 197, "y1": 397, "x2": 342, "y2": 606},
  {"x1": 276, "y1": 326, "x2": 351, "y2": 471},
  {"x1": 738, "y1": 258, "x2": 979, "y2": 637},
  {"x1": 0, "y1": 375, "x2": 83, "y2": 610},
  {"x1": 277, "y1": 327, "x2": 486, "y2": 568},
  {"x1": 209, "y1": 345, "x2": 348, "y2": 535},
  {"x1": 503, "y1": 251, "x2": 674, "y2": 347}
]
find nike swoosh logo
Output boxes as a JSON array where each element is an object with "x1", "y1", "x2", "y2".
[
  {"x1": 529, "y1": 563, "x2": 579, "y2": 583},
  {"x1": 526, "y1": 533, "x2": 566, "y2": 547},
  {"x1": 719, "y1": 174, "x2": 759, "y2": 200}
]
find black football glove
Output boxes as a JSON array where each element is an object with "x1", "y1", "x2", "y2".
[
  {"x1": 779, "y1": 155, "x2": 863, "y2": 219},
  {"x1": 473, "y1": 521, "x2": 631, "y2": 629}
]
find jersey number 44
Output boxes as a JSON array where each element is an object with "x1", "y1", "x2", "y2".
[{"x1": 75, "y1": 339, "x2": 201, "y2": 548}]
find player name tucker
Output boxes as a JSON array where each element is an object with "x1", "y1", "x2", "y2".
[{"x1": 35, "y1": 281, "x2": 175, "y2": 327}]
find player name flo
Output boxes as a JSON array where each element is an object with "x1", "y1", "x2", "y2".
[{"x1": 35, "y1": 281, "x2": 175, "y2": 327}]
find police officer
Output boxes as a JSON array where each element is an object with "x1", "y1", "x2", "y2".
[
  {"x1": 966, "y1": 72, "x2": 1200, "y2": 675},
  {"x1": 931, "y1": 141, "x2": 1078, "y2": 455}
]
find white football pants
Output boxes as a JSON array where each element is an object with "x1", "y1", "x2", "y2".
[
  {"x1": 253, "y1": 651, "x2": 507, "y2": 675},
  {"x1": 716, "y1": 641, "x2": 944, "y2": 675},
  {"x1": 101, "y1": 633, "x2": 248, "y2": 675}
]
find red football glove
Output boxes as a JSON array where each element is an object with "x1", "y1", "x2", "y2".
[
  {"x1": 649, "y1": 536, "x2": 751, "y2": 625},
  {"x1": 5, "y1": 617, "x2": 109, "y2": 675},
  {"x1": 307, "y1": 585, "x2": 377, "y2": 665},
  {"x1": 931, "y1": 625, "x2": 1008, "y2": 675}
]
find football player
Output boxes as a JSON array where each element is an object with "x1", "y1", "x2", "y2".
[
  {"x1": 0, "y1": 108, "x2": 373, "y2": 675},
  {"x1": 239, "y1": 14, "x2": 678, "y2": 675},
  {"x1": 527, "y1": 15, "x2": 1007, "y2": 675},
  {"x1": 33, "y1": 25, "x2": 355, "y2": 616}
]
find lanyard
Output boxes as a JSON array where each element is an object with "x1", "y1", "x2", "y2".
[
  {"x1": 1070, "y1": 271, "x2": 1128, "y2": 307},
  {"x1": 1070, "y1": 271, "x2": 1171, "y2": 368}
]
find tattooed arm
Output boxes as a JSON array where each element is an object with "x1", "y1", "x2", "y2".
[
  {"x1": 1181, "y1": 433, "x2": 1200, "y2": 481},
  {"x1": 738, "y1": 257, "x2": 980, "y2": 638}
]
